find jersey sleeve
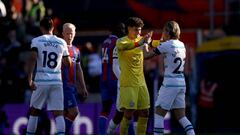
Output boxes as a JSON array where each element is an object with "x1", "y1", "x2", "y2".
[
  {"x1": 116, "y1": 37, "x2": 142, "y2": 51},
  {"x1": 112, "y1": 46, "x2": 120, "y2": 79},
  {"x1": 62, "y1": 40, "x2": 70, "y2": 57},
  {"x1": 76, "y1": 49, "x2": 81, "y2": 64},
  {"x1": 30, "y1": 38, "x2": 38, "y2": 53},
  {"x1": 31, "y1": 38, "x2": 37, "y2": 48},
  {"x1": 151, "y1": 40, "x2": 161, "y2": 48},
  {"x1": 156, "y1": 42, "x2": 168, "y2": 54},
  {"x1": 112, "y1": 46, "x2": 118, "y2": 59}
]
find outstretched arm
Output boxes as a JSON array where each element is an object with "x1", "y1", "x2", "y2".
[
  {"x1": 117, "y1": 32, "x2": 153, "y2": 51},
  {"x1": 116, "y1": 38, "x2": 143, "y2": 51},
  {"x1": 144, "y1": 48, "x2": 161, "y2": 60}
]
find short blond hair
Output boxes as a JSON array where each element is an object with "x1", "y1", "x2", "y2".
[
  {"x1": 163, "y1": 21, "x2": 180, "y2": 39},
  {"x1": 63, "y1": 23, "x2": 76, "y2": 31}
]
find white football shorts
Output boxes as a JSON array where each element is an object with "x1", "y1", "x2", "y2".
[
  {"x1": 155, "y1": 85, "x2": 186, "y2": 110},
  {"x1": 30, "y1": 84, "x2": 64, "y2": 111}
]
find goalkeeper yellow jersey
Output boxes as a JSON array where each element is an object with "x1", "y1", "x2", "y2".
[{"x1": 116, "y1": 36, "x2": 147, "y2": 87}]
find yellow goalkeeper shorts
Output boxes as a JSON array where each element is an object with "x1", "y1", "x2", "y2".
[{"x1": 119, "y1": 85, "x2": 150, "y2": 110}]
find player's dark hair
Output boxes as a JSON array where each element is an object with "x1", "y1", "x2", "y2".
[
  {"x1": 164, "y1": 21, "x2": 180, "y2": 39},
  {"x1": 40, "y1": 17, "x2": 54, "y2": 31},
  {"x1": 111, "y1": 22, "x2": 126, "y2": 38},
  {"x1": 125, "y1": 17, "x2": 144, "y2": 29}
]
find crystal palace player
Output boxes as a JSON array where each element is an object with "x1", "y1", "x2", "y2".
[
  {"x1": 62, "y1": 23, "x2": 88, "y2": 134},
  {"x1": 98, "y1": 22, "x2": 127, "y2": 135}
]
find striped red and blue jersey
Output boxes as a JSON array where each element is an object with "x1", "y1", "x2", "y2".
[
  {"x1": 101, "y1": 35, "x2": 118, "y2": 82},
  {"x1": 62, "y1": 45, "x2": 81, "y2": 86}
]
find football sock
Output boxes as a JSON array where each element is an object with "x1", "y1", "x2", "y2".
[
  {"x1": 120, "y1": 117, "x2": 131, "y2": 135},
  {"x1": 26, "y1": 116, "x2": 38, "y2": 135},
  {"x1": 179, "y1": 116, "x2": 195, "y2": 135},
  {"x1": 136, "y1": 117, "x2": 148, "y2": 135},
  {"x1": 55, "y1": 116, "x2": 65, "y2": 134},
  {"x1": 64, "y1": 116, "x2": 74, "y2": 133},
  {"x1": 128, "y1": 121, "x2": 135, "y2": 135},
  {"x1": 99, "y1": 115, "x2": 107, "y2": 135},
  {"x1": 133, "y1": 121, "x2": 137, "y2": 134},
  {"x1": 154, "y1": 113, "x2": 164, "y2": 135},
  {"x1": 107, "y1": 119, "x2": 117, "y2": 134}
]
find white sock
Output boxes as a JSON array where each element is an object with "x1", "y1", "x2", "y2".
[
  {"x1": 26, "y1": 116, "x2": 38, "y2": 134},
  {"x1": 179, "y1": 116, "x2": 195, "y2": 135},
  {"x1": 133, "y1": 121, "x2": 138, "y2": 134},
  {"x1": 107, "y1": 119, "x2": 118, "y2": 134},
  {"x1": 55, "y1": 116, "x2": 66, "y2": 133},
  {"x1": 154, "y1": 113, "x2": 164, "y2": 135}
]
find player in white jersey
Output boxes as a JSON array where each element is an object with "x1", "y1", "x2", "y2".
[
  {"x1": 106, "y1": 46, "x2": 122, "y2": 134},
  {"x1": 144, "y1": 21, "x2": 195, "y2": 135},
  {"x1": 26, "y1": 17, "x2": 71, "y2": 135},
  {"x1": 112, "y1": 46, "x2": 121, "y2": 111}
]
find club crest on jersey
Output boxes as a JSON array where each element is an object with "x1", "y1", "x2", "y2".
[{"x1": 71, "y1": 57, "x2": 76, "y2": 62}]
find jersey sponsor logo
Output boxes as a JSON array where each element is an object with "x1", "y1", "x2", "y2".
[{"x1": 71, "y1": 57, "x2": 77, "y2": 63}]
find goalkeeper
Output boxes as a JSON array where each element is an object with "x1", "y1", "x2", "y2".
[{"x1": 116, "y1": 17, "x2": 152, "y2": 135}]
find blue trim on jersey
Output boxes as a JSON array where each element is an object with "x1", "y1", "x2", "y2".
[
  {"x1": 57, "y1": 132, "x2": 65, "y2": 135},
  {"x1": 170, "y1": 45, "x2": 185, "y2": 48},
  {"x1": 26, "y1": 132, "x2": 35, "y2": 135},
  {"x1": 163, "y1": 84, "x2": 186, "y2": 87},
  {"x1": 36, "y1": 70, "x2": 61, "y2": 74},
  {"x1": 35, "y1": 79, "x2": 62, "y2": 82},
  {"x1": 38, "y1": 39, "x2": 64, "y2": 46},
  {"x1": 164, "y1": 74, "x2": 184, "y2": 78}
]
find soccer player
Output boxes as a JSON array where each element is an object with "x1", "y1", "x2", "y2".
[
  {"x1": 98, "y1": 22, "x2": 128, "y2": 135},
  {"x1": 105, "y1": 44, "x2": 122, "y2": 135},
  {"x1": 106, "y1": 39, "x2": 136, "y2": 135},
  {"x1": 144, "y1": 21, "x2": 196, "y2": 135},
  {"x1": 116, "y1": 17, "x2": 152, "y2": 135},
  {"x1": 62, "y1": 23, "x2": 88, "y2": 134},
  {"x1": 26, "y1": 17, "x2": 71, "y2": 135}
]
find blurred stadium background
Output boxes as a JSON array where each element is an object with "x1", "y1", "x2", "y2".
[{"x1": 1, "y1": 0, "x2": 240, "y2": 134}]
